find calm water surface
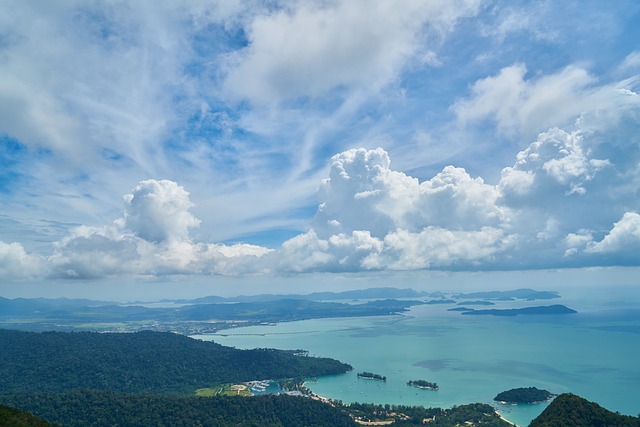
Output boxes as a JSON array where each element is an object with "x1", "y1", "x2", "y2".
[{"x1": 194, "y1": 285, "x2": 640, "y2": 426}]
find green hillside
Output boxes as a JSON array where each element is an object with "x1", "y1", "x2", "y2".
[
  {"x1": 0, "y1": 403, "x2": 58, "y2": 427},
  {"x1": 0, "y1": 391, "x2": 354, "y2": 427},
  {"x1": 529, "y1": 393, "x2": 640, "y2": 427},
  {"x1": 0, "y1": 329, "x2": 351, "y2": 394}
]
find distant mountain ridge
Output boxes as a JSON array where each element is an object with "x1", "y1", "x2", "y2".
[
  {"x1": 0, "y1": 287, "x2": 561, "y2": 311},
  {"x1": 0, "y1": 297, "x2": 423, "y2": 332},
  {"x1": 454, "y1": 289, "x2": 560, "y2": 301},
  {"x1": 181, "y1": 287, "x2": 428, "y2": 304},
  {"x1": 0, "y1": 287, "x2": 569, "y2": 334}
]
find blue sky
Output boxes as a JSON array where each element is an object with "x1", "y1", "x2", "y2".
[{"x1": 1, "y1": 0, "x2": 639, "y2": 296}]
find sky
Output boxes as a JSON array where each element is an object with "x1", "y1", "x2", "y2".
[{"x1": 1, "y1": 0, "x2": 639, "y2": 298}]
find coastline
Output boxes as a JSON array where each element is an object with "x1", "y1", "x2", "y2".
[
  {"x1": 495, "y1": 410, "x2": 517, "y2": 426},
  {"x1": 209, "y1": 298, "x2": 640, "y2": 427}
]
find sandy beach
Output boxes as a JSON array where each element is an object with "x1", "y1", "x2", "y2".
[{"x1": 495, "y1": 410, "x2": 517, "y2": 426}]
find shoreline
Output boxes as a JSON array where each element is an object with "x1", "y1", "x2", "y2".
[
  {"x1": 495, "y1": 410, "x2": 517, "y2": 426},
  {"x1": 409, "y1": 385, "x2": 438, "y2": 390}
]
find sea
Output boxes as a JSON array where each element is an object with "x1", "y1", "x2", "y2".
[{"x1": 193, "y1": 283, "x2": 640, "y2": 427}]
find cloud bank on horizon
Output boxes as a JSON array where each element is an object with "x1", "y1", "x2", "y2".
[{"x1": 0, "y1": 0, "x2": 639, "y2": 281}]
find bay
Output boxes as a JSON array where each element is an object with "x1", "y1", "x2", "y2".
[{"x1": 194, "y1": 285, "x2": 640, "y2": 426}]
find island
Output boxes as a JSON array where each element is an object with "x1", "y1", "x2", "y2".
[
  {"x1": 457, "y1": 300, "x2": 495, "y2": 306},
  {"x1": 357, "y1": 372, "x2": 386, "y2": 381},
  {"x1": 461, "y1": 305, "x2": 577, "y2": 316},
  {"x1": 494, "y1": 387, "x2": 556, "y2": 404},
  {"x1": 424, "y1": 299, "x2": 457, "y2": 305},
  {"x1": 407, "y1": 380, "x2": 439, "y2": 390},
  {"x1": 454, "y1": 289, "x2": 560, "y2": 301}
]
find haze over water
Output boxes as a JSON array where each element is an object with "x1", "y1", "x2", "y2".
[{"x1": 197, "y1": 284, "x2": 640, "y2": 427}]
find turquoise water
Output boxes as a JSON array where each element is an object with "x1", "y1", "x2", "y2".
[{"x1": 194, "y1": 285, "x2": 640, "y2": 426}]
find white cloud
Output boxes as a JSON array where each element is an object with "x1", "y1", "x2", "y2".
[
  {"x1": 313, "y1": 147, "x2": 508, "y2": 241},
  {"x1": 0, "y1": 241, "x2": 45, "y2": 280},
  {"x1": 223, "y1": 0, "x2": 481, "y2": 103},
  {"x1": 453, "y1": 64, "x2": 604, "y2": 137},
  {"x1": 277, "y1": 147, "x2": 514, "y2": 272},
  {"x1": 4, "y1": 120, "x2": 640, "y2": 281},
  {"x1": 276, "y1": 226, "x2": 508, "y2": 273},
  {"x1": 0, "y1": 1, "x2": 186, "y2": 161},
  {"x1": 277, "y1": 229, "x2": 383, "y2": 273},
  {"x1": 493, "y1": 120, "x2": 638, "y2": 259},
  {"x1": 618, "y1": 50, "x2": 640, "y2": 74},
  {"x1": 500, "y1": 128, "x2": 611, "y2": 197},
  {"x1": 313, "y1": 147, "x2": 402, "y2": 239},
  {"x1": 414, "y1": 166, "x2": 507, "y2": 230},
  {"x1": 587, "y1": 212, "x2": 640, "y2": 254},
  {"x1": 364, "y1": 227, "x2": 507, "y2": 270},
  {"x1": 563, "y1": 230, "x2": 594, "y2": 257},
  {"x1": 280, "y1": 125, "x2": 640, "y2": 272},
  {"x1": 480, "y1": 6, "x2": 558, "y2": 43},
  {"x1": 48, "y1": 179, "x2": 272, "y2": 279},
  {"x1": 121, "y1": 180, "x2": 200, "y2": 243}
]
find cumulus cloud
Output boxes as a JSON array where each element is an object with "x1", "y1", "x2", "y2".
[
  {"x1": 277, "y1": 230, "x2": 381, "y2": 273},
  {"x1": 500, "y1": 128, "x2": 610, "y2": 197},
  {"x1": 48, "y1": 180, "x2": 271, "y2": 279},
  {"x1": 563, "y1": 230, "x2": 594, "y2": 258},
  {"x1": 278, "y1": 147, "x2": 513, "y2": 272},
  {"x1": 5, "y1": 125, "x2": 640, "y2": 281},
  {"x1": 278, "y1": 122, "x2": 640, "y2": 272},
  {"x1": 313, "y1": 148, "x2": 508, "y2": 240},
  {"x1": 0, "y1": 241, "x2": 46, "y2": 280},
  {"x1": 587, "y1": 212, "x2": 640, "y2": 255},
  {"x1": 277, "y1": 226, "x2": 508, "y2": 273},
  {"x1": 121, "y1": 180, "x2": 200, "y2": 243},
  {"x1": 364, "y1": 227, "x2": 508, "y2": 270},
  {"x1": 223, "y1": 0, "x2": 481, "y2": 103},
  {"x1": 44, "y1": 131, "x2": 636, "y2": 278}
]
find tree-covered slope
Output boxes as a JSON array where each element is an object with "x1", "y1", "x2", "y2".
[
  {"x1": 0, "y1": 403, "x2": 58, "y2": 427},
  {"x1": 0, "y1": 404, "x2": 56, "y2": 427},
  {"x1": 529, "y1": 393, "x2": 640, "y2": 427},
  {"x1": 0, "y1": 329, "x2": 351, "y2": 394},
  {"x1": 0, "y1": 391, "x2": 515, "y2": 427},
  {"x1": 0, "y1": 391, "x2": 355, "y2": 427}
]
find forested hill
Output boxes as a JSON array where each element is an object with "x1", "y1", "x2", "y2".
[
  {"x1": 0, "y1": 390, "x2": 512, "y2": 427},
  {"x1": 0, "y1": 329, "x2": 351, "y2": 394},
  {"x1": 0, "y1": 392, "x2": 355, "y2": 427},
  {"x1": 529, "y1": 393, "x2": 640, "y2": 427},
  {"x1": 0, "y1": 403, "x2": 59, "y2": 427}
]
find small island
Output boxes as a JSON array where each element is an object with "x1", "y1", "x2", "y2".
[
  {"x1": 461, "y1": 305, "x2": 577, "y2": 316},
  {"x1": 494, "y1": 387, "x2": 556, "y2": 404},
  {"x1": 407, "y1": 380, "x2": 439, "y2": 390},
  {"x1": 357, "y1": 372, "x2": 386, "y2": 381}
]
